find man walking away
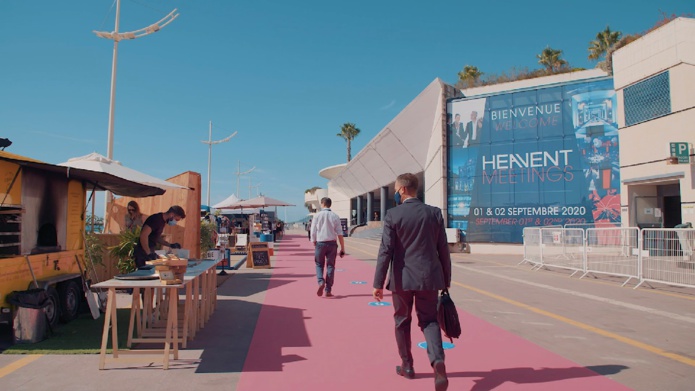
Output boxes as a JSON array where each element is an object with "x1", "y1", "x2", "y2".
[
  {"x1": 372, "y1": 173, "x2": 451, "y2": 391},
  {"x1": 310, "y1": 197, "x2": 345, "y2": 298}
]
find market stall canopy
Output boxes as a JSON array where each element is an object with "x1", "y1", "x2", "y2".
[
  {"x1": 0, "y1": 150, "x2": 165, "y2": 198},
  {"x1": 211, "y1": 193, "x2": 241, "y2": 209},
  {"x1": 227, "y1": 195, "x2": 295, "y2": 209},
  {"x1": 59, "y1": 152, "x2": 188, "y2": 191}
]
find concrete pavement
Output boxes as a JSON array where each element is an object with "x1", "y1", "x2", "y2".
[{"x1": 0, "y1": 231, "x2": 693, "y2": 390}]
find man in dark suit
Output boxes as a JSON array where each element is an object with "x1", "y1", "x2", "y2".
[
  {"x1": 464, "y1": 110, "x2": 479, "y2": 147},
  {"x1": 373, "y1": 173, "x2": 451, "y2": 391}
]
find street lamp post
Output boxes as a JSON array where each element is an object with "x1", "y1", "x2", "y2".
[
  {"x1": 236, "y1": 161, "x2": 255, "y2": 198},
  {"x1": 93, "y1": 1, "x2": 179, "y2": 224},
  {"x1": 201, "y1": 121, "x2": 237, "y2": 207}
]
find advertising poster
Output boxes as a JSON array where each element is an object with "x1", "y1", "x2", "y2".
[{"x1": 447, "y1": 79, "x2": 620, "y2": 243}]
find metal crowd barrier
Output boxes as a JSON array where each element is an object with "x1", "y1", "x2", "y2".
[
  {"x1": 582, "y1": 228, "x2": 640, "y2": 286},
  {"x1": 521, "y1": 227, "x2": 695, "y2": 290},
  {"x1": 636, "y1": 228, "x2": 695, "y2": 289}
]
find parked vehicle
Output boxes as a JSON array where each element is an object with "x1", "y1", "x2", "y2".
[{"x1": 0, "y1": 151, "x2": 163, "y2": 329}]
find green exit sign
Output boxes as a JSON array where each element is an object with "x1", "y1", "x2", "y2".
[{"x1": 670, "y1": 142, "x2": 690, "y2": 164}]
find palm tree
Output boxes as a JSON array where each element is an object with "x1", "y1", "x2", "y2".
[
  {"x1": 588, "y1": 26, "x2": 622, "y2": 61},
  {"x1": 457, "y1": 65, "x2": 483, "y2": 88},
  {"x1": 337, "y1": 122, "x2": 361, "y2": 162},
  {"x1": 537, "y1": 46, "x2": 567, "y2": 73}
]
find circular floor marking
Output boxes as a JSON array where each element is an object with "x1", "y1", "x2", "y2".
[
  {"x1": 351, "y1": 281, "x2": 367, "y2": 284},
  {"x1": 417, "y1": 341, "x2": 455, "y2": 350},
  {"x1": 368, "y1": 301, "x2": 391, "y2": 306}
]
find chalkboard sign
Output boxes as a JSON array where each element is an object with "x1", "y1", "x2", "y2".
[
  {"x1": 340, "y1": 218, "x2": 348, "y2": 236},
  {"x1": 249, "y1": 242, "x2": 270, "y2": 269}
]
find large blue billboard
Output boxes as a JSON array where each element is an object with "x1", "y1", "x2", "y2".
[{"x1": 447, "y1": 78, "x2": 620, "y2": 243}]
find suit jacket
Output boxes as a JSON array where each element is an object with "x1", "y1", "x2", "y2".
[{"x1": 373, "y1": 198, "x2": 452, "y2": 292}]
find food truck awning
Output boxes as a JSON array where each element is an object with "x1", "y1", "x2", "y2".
[
  {"x1": 59, "y1": 152, "x2": 187, "y2": 191},
  {"x1": 0, "y1": 151, "x2": 165, "y2": 197}
]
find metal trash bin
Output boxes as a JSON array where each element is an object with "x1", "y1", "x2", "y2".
[{"x1": 7, "y1": 289, "x2": 49, "y2": 344}]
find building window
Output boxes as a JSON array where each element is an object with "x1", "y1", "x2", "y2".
[{"x1": 624, "y1": 71, "x2": 671, "y2": 126}]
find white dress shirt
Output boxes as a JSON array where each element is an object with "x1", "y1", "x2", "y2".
[{"x1": 310, "y1": 208, "x2": 343, "y2": 242}]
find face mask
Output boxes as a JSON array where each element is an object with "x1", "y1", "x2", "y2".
[
  {"x1": 168, "y1": 219, "x2": 177, "y2": 226},
  {"x1": 394, "y1": 191, "x2": 402, "y2": 205}
]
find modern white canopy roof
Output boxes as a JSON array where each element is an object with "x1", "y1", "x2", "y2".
[{"x1": 328, "y1": 78, "x2": 456, "y2": 199}]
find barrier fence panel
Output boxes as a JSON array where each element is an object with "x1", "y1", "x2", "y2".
[
  {"x1": 521, "y1": 228, "x2": 542, "y2": 267},
  {"x1": 538, "y1": 228, "x2": 585, "y2": 275},
  {"x1": 582, "y1": 228, "x2": 640, "y2": 286},
  {"x1": 637, "y1": 228, "x2": 695, "y2": 289}
]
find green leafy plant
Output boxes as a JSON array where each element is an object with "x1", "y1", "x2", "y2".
[
  {"x1": 109, "y1": 227, "x2": 141, "y2": 274},
  {"x1": 84, "y1": 232, "x2": 105, "y2": 276},
  {"x1": 200, "y1": 220, "x2": 217, "y2": 255}
]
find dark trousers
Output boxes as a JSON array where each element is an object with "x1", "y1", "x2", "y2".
[
  {"x1": 392, "y1": 290, "x2": 444, "y2": 367},
  {"x1": 314, "y1": 241, "x2": 337, "y2": 292}
]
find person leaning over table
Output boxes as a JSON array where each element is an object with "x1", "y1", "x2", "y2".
[{"x1": 133, "y1": 205, "x2": 186, "y2": 269}]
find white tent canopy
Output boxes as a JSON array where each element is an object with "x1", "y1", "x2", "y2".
[
  {"x1": 59, "y1": 152, "x2": 187, "y2": 191},
  {"x1": 212, "y1": 193, "x2": 241, "y2": 209},
  {"x1": 227, "y1": 195, "x2": 295, "y2": 209}
]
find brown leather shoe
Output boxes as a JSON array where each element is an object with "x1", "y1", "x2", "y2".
[
  {"x1": 433, "y1": 360, "x2": 448, "y2": 391},
  {"x1": 316, "y1": 283, "x2": 325, "y2": 297},
  {"x1": 325, "y1": 292, "x2": 334, "y2": 297},
  {"x1": 396, "y1": 364, "x2": 415, "y2": 379}
]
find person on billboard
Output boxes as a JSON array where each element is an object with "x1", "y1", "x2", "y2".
[
  {"x1": 133, "y1": 205, "x2": 186, "y2": 269},
  {"x1": 372, "y1": 173, "x2": 451, "y2": 391},
  {"x1": 463, "y1": 111, "x2": 479, "y2": 147},
  {"x1": 450, "y1": 113, "x2": 466, "y2": 146}
]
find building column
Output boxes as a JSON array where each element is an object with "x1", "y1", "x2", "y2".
[
  {"x1": 356, "y1": 195, "x2": 363, "y2": 225},
  {"x1": 380, "y1": 186, "x2": 388, "y2": 221},
  {"x1": 366, "y1": 192, "x2": 374, "y2": 222}
]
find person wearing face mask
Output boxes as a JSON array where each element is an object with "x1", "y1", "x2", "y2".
[
  {"x1": 373, "y1": 173, "x2": 451, "y2": 391},
  {"x1": 133, "y1": 205, "x2": 186, "y2": 269}
]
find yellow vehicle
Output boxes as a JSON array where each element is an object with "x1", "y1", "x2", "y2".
[{"x1": 0, "y1": 151, "x2": 164, "y2": 327}]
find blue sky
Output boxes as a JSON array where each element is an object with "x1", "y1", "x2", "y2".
[{"x1": 1, "y1": 0, "x2": 691, "y2": 222}]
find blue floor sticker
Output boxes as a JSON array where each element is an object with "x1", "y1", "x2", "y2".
[
  {"x1": 417, "y1": 341, "x2": 455, "y2": 350},
  {"x1": 351, "y1": 281, "x2": 367, "y2": 284},
  {"x1": 368, "y1": 301, "x2": 391, "y2": 306}
]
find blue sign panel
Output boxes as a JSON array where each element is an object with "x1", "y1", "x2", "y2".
[{"x1": 447, "y1": 79, "x2": 620, "y2": 243}]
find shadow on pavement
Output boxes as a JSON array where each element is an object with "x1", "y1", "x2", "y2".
[{"x1": 425, "y1": 364, "x2": 629, "y2": 390}]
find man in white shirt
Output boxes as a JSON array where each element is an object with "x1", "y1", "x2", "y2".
[{"x1": 310, "y1": 197, "x2": 346, "y2": 298}]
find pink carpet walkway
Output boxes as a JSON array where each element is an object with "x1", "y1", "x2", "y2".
[{"x1": 236, "y1": 234, "x2": 631, "y2": 391}]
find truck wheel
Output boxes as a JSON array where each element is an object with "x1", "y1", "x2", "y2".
[
  {"x1": 58, "y1": 280, "x2": 81, "y2": 322},
  {"x1": 44, "y1": 286, "x2": 61, "y2": 327}
]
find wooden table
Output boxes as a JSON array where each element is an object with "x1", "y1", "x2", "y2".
[{"x1": 92, "y1": 260, "x2": 219, "y2": 370}]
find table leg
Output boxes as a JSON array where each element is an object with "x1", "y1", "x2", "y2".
[
  {"x1": 127, "y1": 288, "x2": 140, "y2": 348},
  {"x1": 110, "y1": 287, "x2": 119, "y2": 358},
  {"x1": 183, "y1": 283, "x2": 191, "y2": 346},
  {"x1": 99, "y1": 288, "x2": 115, "y2": 370}
]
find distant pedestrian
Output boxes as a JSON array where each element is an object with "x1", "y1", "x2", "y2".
[
  {"x1": 310, "y1": 198, "x2": 345, "y2": 298},
  {"x1": 372, "y1": 173, "x2": 451, "y2": 391}
]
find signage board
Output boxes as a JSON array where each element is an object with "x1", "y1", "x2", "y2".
[
  {"x1": 670, "y1": 142, "x2": 690, "y2": 164},
  {"x1": 447, "y1": 78, "x2": 621, "y2": 243},
  {"x1": 340, "y1": 218, "x2": 348, "y2": 236},
  {"x1": 249, "y1": 242, "x2": 270, "y2": 269}
]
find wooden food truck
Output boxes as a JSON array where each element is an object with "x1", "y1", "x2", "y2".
[{"x1": 0, "y1": 151, "x2": 164, "y2": 327}]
